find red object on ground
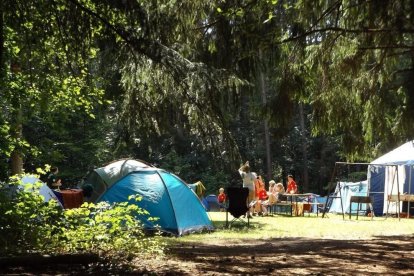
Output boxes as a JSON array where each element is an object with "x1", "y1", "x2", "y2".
[{"x1": 58, "y1": 189, "x2": 84, "y2": 209}]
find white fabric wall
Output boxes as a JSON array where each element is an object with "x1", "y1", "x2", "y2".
[{"x1": 383, "y1": 165, "x2": 406, "y2": 214}]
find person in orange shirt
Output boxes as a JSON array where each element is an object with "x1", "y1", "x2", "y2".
[
  {"x1": 254, "y1": 175, "x2": 264, "y2": 198},
  {"x1": 253, "y1": 175, "x2": 264, "y2": 214},
  {"x1": 217, "y1": 187, "x2": 226, "y2": 212},
  {"x1": 286, "y1": 174, "x2": 298, "y2": 194}
]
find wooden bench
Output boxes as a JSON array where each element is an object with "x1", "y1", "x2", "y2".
[
  {"x1": 388, "y1": 194, "x2": 414, "y2": 202},
  {"x1": 270, "y1": 201, "x2": 292, "y2": 215},
  {"x1": 387, "y1": 194, "x2": 414, "y2": 218}
]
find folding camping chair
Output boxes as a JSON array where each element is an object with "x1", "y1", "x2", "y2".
[{"x1": 225, "y1": 187, "x2": 250, "y2": 228}]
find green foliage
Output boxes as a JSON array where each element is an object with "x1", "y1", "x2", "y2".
[
  {"x1": 0, "y1": 174, "x2": 64, "y2": 254},
  {"x1": 3, "y1": 0, "x2": 413, "y2": 209},
  {"x1": 60, "y1": 201, "x2": 164, "y2": 258},
  {"x1": 284, "y1": 0, "x2": 414, "y2": 158},
  {"x1": 0, "y1": 173, "x2": 164, "y2": 260},
  {"x1": 344, "y1": 171, "x2": 367, "y2": 183}
]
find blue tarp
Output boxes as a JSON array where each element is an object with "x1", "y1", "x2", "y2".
[{"x1": 329, "y1": 181, "x2": 369, "y2": 214}]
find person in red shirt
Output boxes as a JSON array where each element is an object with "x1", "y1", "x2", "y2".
[
  {"x1": 286, "y1": 174, "x2": 298, "y2": 194},
  {"x1": 255, "y1": 181, "x2": 269, "y2": 216},
  {"x1": 217, "y1": 187, "x2": 226, "y2": 212}
]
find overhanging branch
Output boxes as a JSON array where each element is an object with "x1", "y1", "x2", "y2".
[{"x1": 281, "y1": 27, "x2": 414, "y2": 43}]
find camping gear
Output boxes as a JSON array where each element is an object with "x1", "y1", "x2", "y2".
[
  {"x1": 329, "y1": 181, "x2": 369, "y2": 214},
  {"x1": 368, "y1": 141, "x2": 414, "y2": 215},
  {"x1": 188, "y1": 181, "x2": 206, "y2": 199},
  {"x1": 225, "y1": 187, "x2": 249, "y2": 227},
  {"x1": 84, "y1": 159, "x2": 214, "y2": 235},
  {"x1": 202, "y1": 194, "x2": 221, "y2": 211},
  {"x1": 53, "y1": 189, "x2": 84, "y2": 209}
]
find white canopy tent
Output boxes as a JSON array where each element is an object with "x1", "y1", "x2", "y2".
[{"x1": 368, "y1": 141, "x2": 414, "y2": 216}]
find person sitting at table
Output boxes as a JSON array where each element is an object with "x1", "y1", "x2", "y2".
[
  {"x1": 256, "y1": 181, "x2": 269, "y2": 216},
  {"x1": 260, "y1": 181, "x2": 285, "y2": 214},
  {"x1": 274, "y1": 182, "x2": 285, "y2": 201},
  {"x1": 286, "y1": 174, "x2": 298, "y2": 194},
  {"x1": 265, "y1": 180, "x2": 276, "y2": 204}
]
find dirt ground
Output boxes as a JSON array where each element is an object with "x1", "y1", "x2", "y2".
[
  {"x1": 2, "y1": 235, "x2": 414, "y2": 275},
  {"x1": 134, "y1": 235, "x2": 414, "y2": 275}
]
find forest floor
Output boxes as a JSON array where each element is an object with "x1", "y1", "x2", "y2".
[
  {"x1": 2, "y1": 235, "x2": 413, "y2": 275},
  {"x1": 2, "y1": 213, "x2": 414, "y2": 275},
  {"x1": 133, "y1": 235, "x2": 414, "y2": 275}
]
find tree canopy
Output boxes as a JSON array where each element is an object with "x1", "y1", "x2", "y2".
[{"x1": 1, "y1": 0, "x2": 413, "y2": 193}]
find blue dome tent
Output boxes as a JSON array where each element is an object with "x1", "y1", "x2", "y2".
[
  {"x1": 202, "y1": 194, "x2": 220, "y2": 212},
  {"x1": 84, "y1": 159, "x2": 213, "y2": 235}
]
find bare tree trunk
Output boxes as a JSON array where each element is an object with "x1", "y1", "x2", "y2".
[
  {"x1": 11, "y1": 107, "x2": 24, "y2": 175},
  {"x1": 259, "y1": 50, "x2": 272, "y2": 181},
  {"x1": 298, "y1": 103, "x2": 309, "y2": 192}
]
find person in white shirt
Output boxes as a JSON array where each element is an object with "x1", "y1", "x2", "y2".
[{"x1": 238, "y1": 161, "x2": 257, "y2": 218}]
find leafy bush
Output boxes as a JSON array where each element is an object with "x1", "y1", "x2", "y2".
[
  {"x1": 59, "y1": 200, "x2": 164, "y2": 259},
  {"x1": 0, "y1": 175, "x2": 64, "y2": 255},
  {"x1": 0, "y1": 174, "x2": 164, "y2": 261}
]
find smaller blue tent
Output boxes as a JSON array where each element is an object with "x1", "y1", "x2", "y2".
[
  {"x1": 84, "y1": 160, "x2": 213, "y2": 235},
  {"x1": 202, "y1": 194, "x2": 220, "y2": 212}
]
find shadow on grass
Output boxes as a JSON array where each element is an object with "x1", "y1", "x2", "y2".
[{"x1": 167, "y1": 235, "x2": 414, "y2": 275}]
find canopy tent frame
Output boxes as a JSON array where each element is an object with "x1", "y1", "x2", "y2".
[{"x1": 322, "y1": 162, "x2": 401, "y2": 220}]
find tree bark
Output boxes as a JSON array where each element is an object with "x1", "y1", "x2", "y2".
[
  {"x1": 259, "y1": 50, "x2": 272, "y2": 181},
  {"x1": 10, "y1": 106, "x2": 23, "y2": 175},
  {"x1": 298, "y1": 103, "x2": 309, "y2": 192}
]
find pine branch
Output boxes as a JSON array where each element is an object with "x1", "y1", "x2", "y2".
[{"x1": 281, "y1": 27, "x2": 414, "y2": 43}]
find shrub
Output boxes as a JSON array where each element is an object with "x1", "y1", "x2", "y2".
[{"x1": 0, "y1": 173, "x2": 164, "y2": 261}]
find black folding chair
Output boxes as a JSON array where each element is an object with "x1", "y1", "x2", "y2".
[{"x1": 225, "y1": 187, "x2": 250, "y2": 228}]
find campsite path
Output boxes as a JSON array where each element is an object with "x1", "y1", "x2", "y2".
[{"x1": 133, "y1": 235, "x2": 414, "y2": 275}]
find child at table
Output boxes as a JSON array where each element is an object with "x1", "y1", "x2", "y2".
[
  {"x1": 275, "y1": 182, "x2": 285, "y2": 200},
  {"x1": 286, "y1": 174, "x2": 298, "y2": 194}
]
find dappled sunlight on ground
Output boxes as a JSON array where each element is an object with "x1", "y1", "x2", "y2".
[
  {"x1": 135, "y1": 235, "x2": 414, "y2": 275},
  {"x1": 129, "y1": 212, "x2": 414, "y2": 275}
]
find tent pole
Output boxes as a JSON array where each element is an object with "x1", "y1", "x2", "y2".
[
  {"x1": 156, "y1": 170, "x2": 181, "y2": 235},
  {"x1": 339, "y1": 182, "x2": 344, "y2": 220},
  {"x1": 409, "y1": 166, "x2": 412, "y2": 218},
  {"x1": 322, "y1": 162, "x2": 338, "y2": 218},
  {"x1": 386, "y1": 167, "x2": 397, "y2": 219},
  {"x1": 397, "y1": 165, "x2": 401, "y2": 221}
]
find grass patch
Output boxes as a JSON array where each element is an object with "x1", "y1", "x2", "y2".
[{"x1": 174, "y1": 212, "x2": 414, "y2": 244}]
